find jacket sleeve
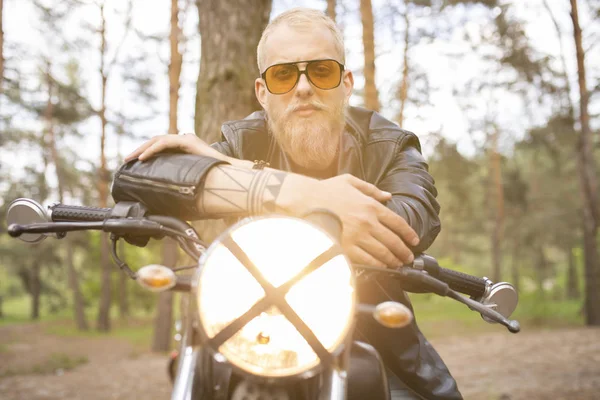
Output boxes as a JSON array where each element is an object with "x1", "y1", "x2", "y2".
[
  {"x1": 111, "y1": 153, "x2": 229, "y2": 220},
  {"x1": 376, "y1": 133, "x2": 441, "y2": 254}
]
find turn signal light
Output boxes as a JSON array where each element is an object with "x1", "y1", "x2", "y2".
[
  {"x1": 373, "y1": 301, "x2": 413, "y2": 328},
  {"x1": 136, "y1": 264, "x2": 176, "y2": 292}
]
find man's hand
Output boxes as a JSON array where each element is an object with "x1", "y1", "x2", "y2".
[
  {"x1": 280, "y1": 174, "x2": 419, "y2": 268},
  {"x1": 124, "y1": 134, "x2": 228, "y2": 163}
]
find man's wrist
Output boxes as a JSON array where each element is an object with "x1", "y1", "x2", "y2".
[
  {"x1": 275, "y1": 173, "x2": 319, "y2": 216},
  {"x1": 215, "y1": 156, "x2": 322, "y2": 216},
  {"x1": 226, "y1": 157, "x2": 253, "y2": 169}
]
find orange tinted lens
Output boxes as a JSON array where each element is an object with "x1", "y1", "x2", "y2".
[
  {"x1": 265, "y1": 64, "x2": 298, "y2": 94},
  {"x1": 307, "y1": 60, "x2": 341, "y2": 90}
]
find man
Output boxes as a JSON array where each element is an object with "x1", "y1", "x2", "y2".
[{"x1": 116, "y1": 8, "x2": 462, "y2": 400}]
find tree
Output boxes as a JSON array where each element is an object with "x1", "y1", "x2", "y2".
[
  {"x1": 32, "y1": 0, "x2": 93, "y2": 331},
  {"x1": 152, "y1": 0, "x2": 183, "y2": 353},
  {"x1": 0, "y1": 165, "x2": 62, "y2": 319},
  {"x1": 0, "y1": 0, "x2": 95, "y2": 324},
  {"x1": 360, "y1": 0, "x2": 380, "y2": 111},
  {"x1": 0, "y1": 0, "x2": 4, "y2": 315},
  {"x1": 0, "y1": 0, "x2": 4, "y2": 98},
  {"x1": 388, "y1": 0, "x2": 435, "y2": 128},
  {"x1": 569, "y1": 0, "x2": 600, "y2": 325},
  {"x1": 542, "y1": 0, "x2": 581, "y2": 300},
  {"x1": 194, "y1": 0, "x2": 272, "y2": 144},
  {"x1": 488, "y1": 121, "x2": 504, "y2": 283},
  {"x1": 192, "y1": 0, "x2": 271, "y2": 244},
  {"x1": 326, "y1": 0, "x2": 336, "y2": 21},
  {"x1": 396, "y1": 7, "x2": 409, "y2": 127},
  {"x1": 43, "y1": 60, "x2": 90, "y2": 330},
  {"x1": 95, "y1": 0, "x2": 133, "y2": 332}
]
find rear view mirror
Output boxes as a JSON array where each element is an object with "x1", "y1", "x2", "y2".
[{"x1": 6, "y1": 198, "x2": 50, "y2": 243}]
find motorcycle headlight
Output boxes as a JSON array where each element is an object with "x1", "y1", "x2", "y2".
[{"x1": 195, "y1": 216, "x2": 355, "y2": 378}]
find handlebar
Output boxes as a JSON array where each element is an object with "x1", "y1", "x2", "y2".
[
  {"x1": 410, "y1": 254, "x2": 487, "y2": 299},
  {"x1": 50, "y1": 204, "x2": 112, "y2": 222},
  {"x1": 7, "y1": 202, "x2": 495, "y2": 300},
  {"x1": 7, "y1": 200, "x2": 519, "y2": 332}
]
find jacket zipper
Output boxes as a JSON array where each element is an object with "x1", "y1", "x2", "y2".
[{"x1": 119, "y1": 174, "x2": 196, "y2": 195}]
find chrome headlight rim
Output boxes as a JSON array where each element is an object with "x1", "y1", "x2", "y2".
[{"x1": 193, "y1": 215, "x2": 356, "y2": 380}]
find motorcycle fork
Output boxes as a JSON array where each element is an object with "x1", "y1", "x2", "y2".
[{"x1": 171, "y1": 293, "x2": 200, "y2": 400}]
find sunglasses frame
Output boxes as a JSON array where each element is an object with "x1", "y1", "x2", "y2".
[{"x1": 260, "y1": 59, "x2": 345, "y2": 95}]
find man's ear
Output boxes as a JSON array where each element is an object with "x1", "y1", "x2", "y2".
[
  {"x1": 343, "y1": 70, "x2": 354, "y2": 102},
  {"x1": 255, "y1": 78, "x2": 268, "y2": 110}
]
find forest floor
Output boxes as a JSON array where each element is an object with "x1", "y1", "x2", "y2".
[{"x1": 0, "y1": 321, "x2": 598, "y2": 400}]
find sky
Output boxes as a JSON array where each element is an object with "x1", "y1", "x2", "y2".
[{"x1": 1, "y1": 0, "x2": 598, "y2": 204}]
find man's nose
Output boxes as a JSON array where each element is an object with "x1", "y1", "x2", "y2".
[{"x1": 295, "y1": 72, "x2": 314, "y2": 97}]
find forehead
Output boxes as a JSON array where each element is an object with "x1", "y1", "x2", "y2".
[{"x1": 263, "y1": 24, "x2": 340, "y2": 68}]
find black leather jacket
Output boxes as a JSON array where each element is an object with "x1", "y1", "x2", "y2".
[{"x1": 111, "y1": 106, "x2": 462, "y2": 399}]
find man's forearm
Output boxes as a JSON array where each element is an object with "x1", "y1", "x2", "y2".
[{"x1": 197, "y1": 163, "x2": 314, "y2": 219}]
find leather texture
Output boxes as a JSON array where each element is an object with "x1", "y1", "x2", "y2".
[{"x1": 111, "y1": 153, "x2": 228, "y2": 220}]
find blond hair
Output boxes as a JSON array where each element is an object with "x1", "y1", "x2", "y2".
[{"x1": 257, "y1": 8, "x2": 345, "y2": 73}]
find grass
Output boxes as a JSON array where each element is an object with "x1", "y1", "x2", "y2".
[
  {"x1": 1, "y1": 295, "x2": 156, "y2": 348},
  {"x1": 0, "y1": 353, "x2": 88, "y2": 377},
  {"x1": 44, "y1": 318, "x2": 154, "y2": 350},
  {"x1": 1, "y1": 296, "x2": 155, "y2": 351},
  {"x1": 0, "y1": 295, "x2": 157, "y2": 323},
  {"x1": 0, "y1": 296, "x2": 77, "y2": 326}
]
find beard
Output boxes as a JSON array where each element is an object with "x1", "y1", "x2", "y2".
[{"x1": 267, "y1": 97, "x2": 347, "y2": 170}]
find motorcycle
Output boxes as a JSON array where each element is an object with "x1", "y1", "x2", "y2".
[{"x1": 6, "y1": 198, "x2": 520, "y2": 400}]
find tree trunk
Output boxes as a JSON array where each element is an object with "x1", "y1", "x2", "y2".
[
  {"x1": 536, "y1": 245, "x2": 547, "y2": 297},
  {"x1": 195, "y1": 0, "x2": 272, "y2": 144},
  {"x1": 397, "y1": 10, "x2": 409, "y2": 127},
  {"x1": 544, "y1": 1, "x2": 581, "y2": 303},
  {"x1": 152, "y1": 239, "x2": 178, "y2": 352},
  {"x1": 118, "y1": 273, "x2": 129, "y2": 318},
  {"x1": 97, "y1": 3, "x2": 111, "y2": 332},
  {"x1": 570, "y1": 0, "x2": 600, "y2": 326},
  {"x1": 360, "y1": 0, "x2": 379, "y2": 112},
  {"x1": 151, "y1": 0, "x2": 184, "y2": 352},
  {"x1": 326, "y1": 0, "x2": 336, "y2": 21},
  {"x1": 97, "y1": 235, "x2": 111, "y2": 331},
  {"x1": 169, "y1": 0, "x2": 182, "y2": 136},
  {"x1": 45, "y1": 61, "x2": 89, "y2": 331},
  {"x1": 511, "y1": 241, "x2": 520, "y2": 294},
  {"x1": 566, "y1": 246, "x2": 580, "y2": 299},
  {"x1": 0, "y1": 0, "x2": 4, "y2": 98},
  {"x1": 66, "y1": 239, "x2": 88, "y2": 329},
  {"x1": 30, "y1": 262, "x2": 41, "y2": 320},
  {"x1": 542, "y1": 0, "x2": 574, "y2": 113},
  {"x1": 490, "y1": 125, "x2": 504, "y2": 283},
  {"x1": 194, "y1": 0, "x2": 272, "y2": 241},
  {"x1": 118, "y1": 239, "x2": 129, "y2": 318}
]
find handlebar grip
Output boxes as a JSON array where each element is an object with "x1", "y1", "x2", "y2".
[
  {"x1": 435, "y1": 267, "x2": 487, "y2": 299},
  {"x1": 50, "y1": 204, "x2": 112, "y2": 222}
]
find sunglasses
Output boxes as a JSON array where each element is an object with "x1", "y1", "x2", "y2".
[{"x1": 261, "y1": 59, "x2": 345, "y2": 95}]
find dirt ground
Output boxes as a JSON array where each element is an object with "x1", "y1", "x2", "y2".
[{"x1": 0, "y1": 322, "x2": 598, "y2": 400}]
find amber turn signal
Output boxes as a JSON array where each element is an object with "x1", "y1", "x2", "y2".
[
  {"x1": 373, "y1": 301, "x2": 413, "y2": 329},
  {"x1": 136, "y1": 264, "x2": 177, "y2": 292}
]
